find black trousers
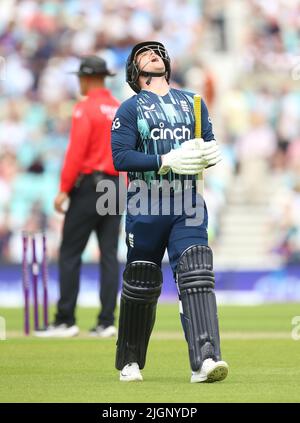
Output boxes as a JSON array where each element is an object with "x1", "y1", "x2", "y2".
[{"x1": 55, "y1": 174, "x2": 122, "y2": 327}]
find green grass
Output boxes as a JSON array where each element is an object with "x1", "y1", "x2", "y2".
[{"x1": 0, "y1": 303, "x2": 300, "y2": 403}]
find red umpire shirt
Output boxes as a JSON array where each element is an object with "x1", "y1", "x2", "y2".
[{"x1": 60, "y1": 88, "x2": 120, "y2": 193}]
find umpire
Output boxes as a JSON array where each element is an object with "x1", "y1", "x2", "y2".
[{"x1": 38, "y1": 56, "x2": 122, "y2": 338}]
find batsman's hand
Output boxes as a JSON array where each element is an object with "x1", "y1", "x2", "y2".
[
  {"x1": 181, "y1": 138, "x2": 205, "y2": 150},
  {"x1": 158, "y1": 147, "x2": 207, "y2": 175},
  {"x1": 199, "y1": 139, "x2": 222, "y2": 167},
  {"x1": 182, "y1": 138, "x2": 222, "y2": 168},
  {"x1": 54, "y1": 192, "x2": 70, "y2": 214}
]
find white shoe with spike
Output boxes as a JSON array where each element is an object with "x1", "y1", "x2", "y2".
[
  {"x1": 191, "y1": 358, "x2": 229, "y2": 383},
  {"x1": 120, "y1": 362, "x2": 143, "y2": 382}
]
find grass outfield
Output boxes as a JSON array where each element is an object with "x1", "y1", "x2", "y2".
[{"x1": 0, "y1": 303, "x2": 300, "y2": 403}]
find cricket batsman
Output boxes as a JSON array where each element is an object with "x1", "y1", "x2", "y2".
[{"x1": 111, "y1": 41, "x2": 228, "y2": 383}]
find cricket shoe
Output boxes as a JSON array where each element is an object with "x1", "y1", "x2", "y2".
[
  {"x1": 89, "y1": 325, "x2": 117, "y2": 338},
  {"x1": 120, "y1": 363, "x2": 143, "y2": 382},
  {"x1": 191, "y1": 358, "x2": 229, "y2": 383},
  {"x1": 34, "y1": 323, "x2": 79, "y2": 338}
]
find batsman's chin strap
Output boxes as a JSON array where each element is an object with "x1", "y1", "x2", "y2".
[{"x1": 139, "y1": 71, "x2": 166, "y2": 85}]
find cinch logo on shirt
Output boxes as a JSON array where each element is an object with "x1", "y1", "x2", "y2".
[{"x1": 150, "y1": 122, "x2": 191, "y2": 141}]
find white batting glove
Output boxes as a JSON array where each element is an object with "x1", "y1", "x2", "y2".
[
  {"x1": 158, "y1": 147, "x2": 207, "y2": 175},
  {"x1": 181, "y1": 138, "x2": 205, "y2": 150},
  {"x1": 182, "y1": 138, "x2": 222, "y2": 167},
  {"x1": 199, "y1": 140, "x2": 222, "y2": 167}
]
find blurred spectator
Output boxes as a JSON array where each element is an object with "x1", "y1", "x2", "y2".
[
  {"x1": 236, "y1": 112, "x2": 277, "y2": 203},
  {"x1": 270, "y1": 179, "x2": 300, "y2": 264}
]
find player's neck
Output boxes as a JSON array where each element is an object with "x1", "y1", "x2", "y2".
[
  {"x1": 139, "y1": 76, "x2": 170, "y2": 96},
  {"x1": 88, "y1": 83, "x2": 105, "y2": 91}
]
